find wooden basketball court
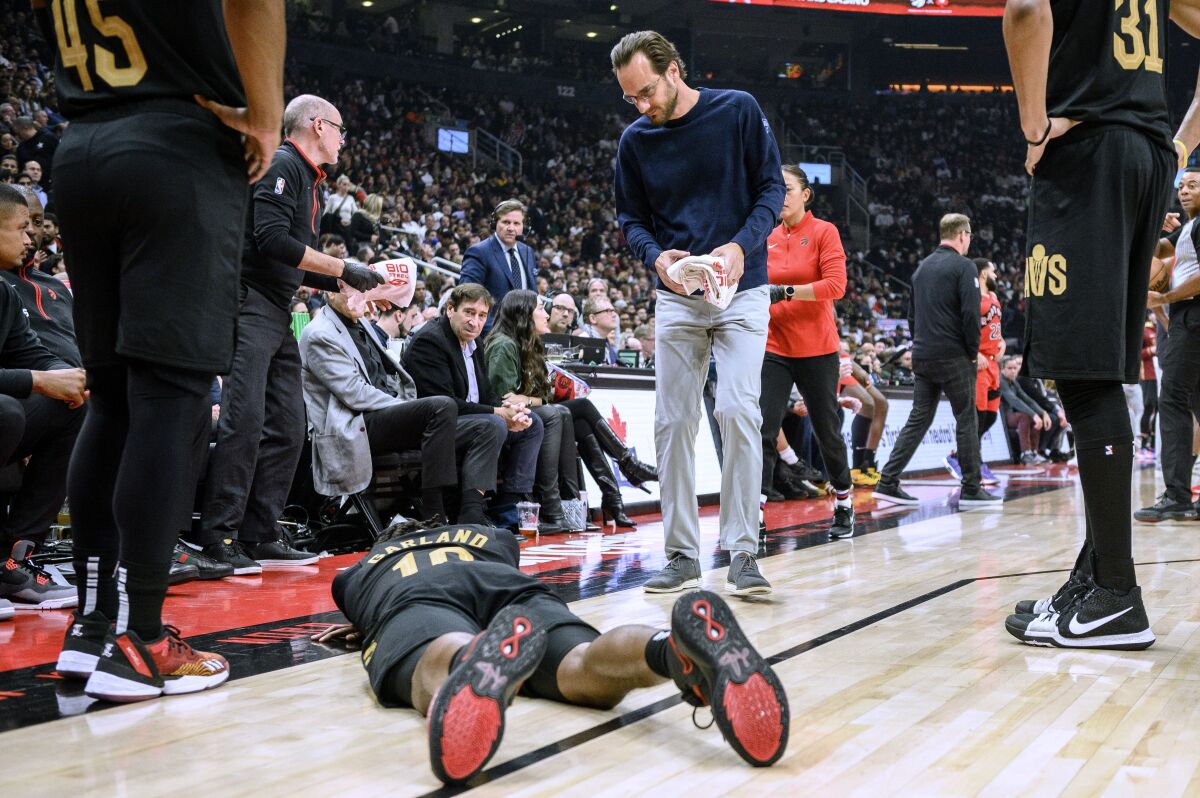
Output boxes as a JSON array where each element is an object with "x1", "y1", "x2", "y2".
[{"x1": 2, "y1": 463, "x2": 1198, "y2": 797}]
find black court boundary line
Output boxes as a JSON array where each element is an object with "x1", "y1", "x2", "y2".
[{"x1": 420, "y1": 555, "x2": 1200, "y2": 797}]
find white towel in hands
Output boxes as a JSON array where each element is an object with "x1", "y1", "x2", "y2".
[{"x1": 665, "y1": 255, "x2": 738, "y2": 310}]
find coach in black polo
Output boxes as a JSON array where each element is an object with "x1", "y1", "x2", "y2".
[
  {"x1": 197, "y1": 95, "x2": 383, "y2": 573},
  {"x1": 873, "y1": 213, "x2": 1000, "y2": 507}
]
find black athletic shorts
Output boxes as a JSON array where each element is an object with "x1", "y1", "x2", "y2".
[
  {"x1": 362, "y1": 578, "x2": 599, "y2": 709},
  {"x1": 1023, "y1": 126, "x2": 1174, "y2": 383},
  {"x1": 54, "y1": 99, "x2": 248, "y2": 374}
]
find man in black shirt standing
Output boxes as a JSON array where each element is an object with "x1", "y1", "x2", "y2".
[
  {"x1": 196, "y1": 94, "x2": 383, "y2": 573},
  {"x1": 1003, "y1": 0, "x2": 1200, "y2": 651},
  {"x1": 43, "y1": 0, "x2": 285, "y2": 702},
  {"x1": 873, "y1": 214, "x2": 1001, "y2": 508}
]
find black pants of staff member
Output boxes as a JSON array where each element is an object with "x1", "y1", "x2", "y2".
[
  {"x1": 198, "y1": 285, "x2": 305, "y2": 546},
  {"x1": 1139, "y1": 379, "x2": 1158, "y2": 446},
  {"x1": 759, "y1": 352, "x2": 851, "y2": 494},
  {"x1": 879, "y1": 357, "x2": 980, "y2": 492},
  {"x1": 0, "y1": 393, "x2": 84, "y2": 545},
  {"x1": 365, "y1": 396, "x2": 459, "y2": 492},
  {"x1": 1157, "y1": 305, "x2": 1200, "y2": 503}
]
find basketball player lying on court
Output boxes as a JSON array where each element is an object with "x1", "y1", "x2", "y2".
[{"x1": 312, "y1": 519, "x2": 789, "y2": 786}]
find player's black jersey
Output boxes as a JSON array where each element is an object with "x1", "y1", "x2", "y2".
[
  {"x1": 38, "y1": 0, "x2": 245, "y2": 118},
  {"x1": 1046, "y1": 0, "x2": 1172, "y2": 146},
  {"x1": 332, "y1": 525, "x2": 540, "y2": 637}
]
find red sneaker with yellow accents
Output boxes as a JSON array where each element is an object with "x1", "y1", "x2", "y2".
[
  {"x1": 84, "y1": 626, "x2": 229, "y2": 702},
  {"x1": 427, "y1": 605, "x2": 547, "y2": 786},
  {"x1": 669, "y1": 590, "x2": 789, "y2": 767}
]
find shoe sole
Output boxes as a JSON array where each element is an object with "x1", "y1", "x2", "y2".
[
  {"x1": 644, "y1": 577, "x2": 701, "y2": 594},
  {"x1": 829, "y1": 526, "x2": 856, "y2": 539},
  {"x1": 871, "y1": 491, "x2": 919, "y2": 506},
  {"x1": 670, "y1": 590, "x2": 789, "y2": 766},
  {"x1": 723, "y1": 581, "x2": 773, "y2": 597},
  {"x1": 428, "y1": 605, "x2": 547, "y2": 786},
  {"x1": 56, "y1": 650, "x2": 99, "y2": 679},
  {"x1": 9, "y1": 594, "x2": 78, "y2": 610},
  {"x1": 1134, "y1": 512, "x2": 1197, "y2": 523},
  {"x1": 1004, "y1": 616, "x2": 1156, "y2": 651},
  {"x1": 958, "y1": 498, "x2": 1004, "y2": 507},
  {"x1": 84, "y1": 661, "x2": 230, "y2": 702},
  {"x1": 255, "y1": 557, "x2": 319, "y2": 567}
]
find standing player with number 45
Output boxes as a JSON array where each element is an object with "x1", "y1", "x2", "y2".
[
  {"x1": 1003, "y1": 0, "x2": 1200, "y2": 650},
  {"x1": 34, "y1": 0, "x2": 286, "y2": 701}
]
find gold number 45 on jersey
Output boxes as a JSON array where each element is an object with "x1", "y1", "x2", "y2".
[
  {"x1": 1114, "y1": 0, "x2": 1164, "y2": 73},
  {"x1": 52, "y1": 0, "x2": 147, "y2": 91}
]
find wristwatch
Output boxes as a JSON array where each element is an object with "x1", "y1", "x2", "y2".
[{"x1": 783, "y1": 286, "x2": 795, "y2": 301}]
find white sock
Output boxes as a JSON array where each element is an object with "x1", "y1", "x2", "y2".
[
  {"x1": 779, "y1": 446, "x2": 798, "y2": 465},
  {"x1": 835, "y1": 496, "x2": 852, "y2": 508}
]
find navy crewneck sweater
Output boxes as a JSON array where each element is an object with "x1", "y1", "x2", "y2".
[{"x1": 614, "y1": 87, "x2": 784, "y2": 294}]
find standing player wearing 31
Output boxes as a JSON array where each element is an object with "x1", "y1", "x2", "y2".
[
  {"x1": 42, "y1": 0, "x2": 288, "y2": 701},
  {"x1": 313, "y1": 519, "x2": 789, "y2": 786},
  {"x1": 1004, "y1": 0, "x2": 1200, "y2": 650},
  {"x1": 611, "y1": 31, "x2": 785, "y2": 595}
]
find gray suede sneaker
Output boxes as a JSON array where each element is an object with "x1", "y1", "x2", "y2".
[
  {"x1": 643, "y1": 554, "x2": 701, "y2": 593},
  {"x1": 725, "y1": 552, "x2": 772, "y2": 597}
]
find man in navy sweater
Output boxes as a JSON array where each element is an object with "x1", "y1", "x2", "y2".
[{"x1": 611, "y1": 31, "x2": 784, "y2": 595}]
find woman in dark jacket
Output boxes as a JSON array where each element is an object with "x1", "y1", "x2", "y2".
[{"x1": 485, "y1": 291, "x2": 657, "y2": 528}]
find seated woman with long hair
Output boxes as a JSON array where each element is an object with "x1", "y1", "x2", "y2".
[{"x1": 484, "y1": 291, "x2": 657, "y2": 529}]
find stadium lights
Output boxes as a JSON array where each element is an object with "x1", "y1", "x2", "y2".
[
  {"x1": 471, "y1": 16, "x2": 482, "y2": 23},
  {"x1": 361, "y1": 0, "x2": 373, "y2": 6},
  {"x1": 587, "y1": 31, "x2": 598, "y2": 38}
]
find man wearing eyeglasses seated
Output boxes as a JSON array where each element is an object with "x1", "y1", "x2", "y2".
[
  {"x1": 196, "y1": 94, "x2": 385, "y2": 575},
  {"x1": 577, "y1": 297, "x2": 619, "y2": 365},
  {"x1": 547, "y1": 293, "x2": 578, "y2": 335}
]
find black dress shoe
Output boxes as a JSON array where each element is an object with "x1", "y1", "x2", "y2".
[
  {"x1": 175, "y1": 544, "x2": 234, "y2": 580},
  {"x1": 168, "y1": 557, "x2": 200, "y2": 585}
]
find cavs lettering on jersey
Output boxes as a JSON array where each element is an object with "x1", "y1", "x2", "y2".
[
  {"x1": 979, "y1": 292, "x2": 1002, "y2": 358},
  {"x1": 1045, "y1": 0, "x2": 1172, "y2": 149},
  {"x1": 39, "y1": 0, "x2": 245, "y2": 119},
  {"x1": 1025, "y1": 244, "x2": 1067, "y2": 298}
]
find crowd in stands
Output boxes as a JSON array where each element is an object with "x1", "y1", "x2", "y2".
[{"x1": 1, "y1": 6, "x2": 1089, "y2": 611}]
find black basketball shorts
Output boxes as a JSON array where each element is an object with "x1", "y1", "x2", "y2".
[
  {"x1": 364, "y1": 591, "x2": 600, "y2": 709},
  {"x1": 1023, "y1": 126, "x2": 1174, "y2": 383},
  {"x1": 54, "y1": 101, "x2": 248, "y2": 374}
]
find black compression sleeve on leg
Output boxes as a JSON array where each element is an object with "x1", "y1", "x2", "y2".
[
  {"x1": 643, "y1": 629, "x2": 673, "y2": 679},
  {"x1": 851, "y1": 414, "x2": 871, "y2": 468},
  {"x1": 113, "y1": 363, "x2": 212, "y2": 638},
  {"x1": 1057, "y1": 379, "x2": 1136, "y2": 593},
  {"x1": 977, "y1": 410, "x2": 997, "y2": 440},
  {"x1": 67, "y1": 365, "x2": 128, "y2": 619}
]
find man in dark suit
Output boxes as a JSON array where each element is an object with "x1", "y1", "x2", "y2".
[
  {"x1": 402, "y1": 283, "x2": 544, "y2": 530},
  {"x1": 460, "y1": 199, "x2": 539, "y2": 331}
]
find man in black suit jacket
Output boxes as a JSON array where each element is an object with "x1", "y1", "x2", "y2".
[
  {"x1": 402, "y1": 283, "x2": 544, "y2": 526},
  {"x1": 459, "y1": 199, "x2": 539, "y2": 332}
]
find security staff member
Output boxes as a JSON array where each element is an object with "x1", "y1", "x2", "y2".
[
  {"x1": 872, "y1": 213, "x2": 1000, "y2": 507},
  {"x1": 198, "y1": 94, "x2": 384, "y2": 573}
]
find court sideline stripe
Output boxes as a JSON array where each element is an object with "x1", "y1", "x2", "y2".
[{"x1": 421, "y1": 562, "x2": 1102, "y2": 797}]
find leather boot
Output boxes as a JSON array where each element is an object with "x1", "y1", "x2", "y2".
[
  {"x1": 593, "y1": 421, "x2": 657, "y2": 486},
  {"x1": 577, "y1": 434, "x2": 636, "y2": 528}
]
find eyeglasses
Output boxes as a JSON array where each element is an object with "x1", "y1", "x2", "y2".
[
  {"x1": 312, "y1": 117, "x2": 348, "y2": 142},
  {"x1": 622, "y1": 75, "x2": 662, "y2": 106}
]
